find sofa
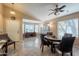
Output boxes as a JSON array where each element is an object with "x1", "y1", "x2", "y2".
[{"x1": 23, "y1": 32, "x2": 36, "y2": 38}]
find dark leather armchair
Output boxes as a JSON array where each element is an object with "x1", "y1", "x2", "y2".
[
  {"x1": 55, "y1": 37, "x2": 75, "y2": 56},
  {"x1": 23, "y1": 32, "x2": 36, "y2": 38},
  {"x1": 0, "y1": 34, "x2": 15, "y2": 54}
]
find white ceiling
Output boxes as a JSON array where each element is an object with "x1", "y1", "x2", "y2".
[{"x1": 5, "y1": 3, "x2": 79, "y2": 22}]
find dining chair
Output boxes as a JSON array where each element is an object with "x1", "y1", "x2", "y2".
[
  {"x1": 55, "y1": 37, "x2": 75, "y2": 56},
  {"x1": 63, "y1": 33, "x2": 72, "y2": 37},
  {"x1": 47, "y1": 32, "x2": 53, "y2": 36},
  {"x1": 51, "y1": 33, "x2": 73, "y2": 54},
  {"x1": 40, "y1": 34, "x2": 51, "y2": 52}
]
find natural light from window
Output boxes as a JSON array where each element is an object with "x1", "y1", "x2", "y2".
[{"x1": 57, "y1": 18, "x2": 78, "y2": 39}]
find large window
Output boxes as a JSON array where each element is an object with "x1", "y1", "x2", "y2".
[
  {"x1": 58, "y1": 19, "x2": 78, "y2": 39},
  {"x1": 35, "y1": 25, "x2": 39, "y2": 33},
  {"x1": 24, "y1": 23, "x2": 39, "y2": 33},
  {"x1": 43, "y1": 25, "x2": 50, "y2": 33},
  {"x1": 24, "y1": 23, "x2": 34, "y2": 32}
]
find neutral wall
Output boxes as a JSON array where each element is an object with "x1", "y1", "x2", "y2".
[
  {"x1": 3, "y1": 5, "x2": 24, "y2": 41},
  {"x1": 0, "y1": 4, "x2": 4, "y2": 33},
  {"x1": 49, "y1": 20, "x2": 57, "y2": 36}
]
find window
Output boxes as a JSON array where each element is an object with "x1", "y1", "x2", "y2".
[
  {"x1": 24, "y1": 24, "x2": 34, "y2": 32},
  {"x1": 57, "y1": 19, "x2": 78, "y2": 39},
  {"x1": 35, "y1": 25, "x2": 39, "y2": 33},
  {"x1": 44, "y1": 25, "x2": 50, "y2": 33},
  {"x1": 40, "y1": 24, "x2": 50, "y2": 33},
  {"x1": 24, "y1": 23, "x2": 39, "y2": 33}
]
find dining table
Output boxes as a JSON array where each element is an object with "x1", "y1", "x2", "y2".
[{"x1": 44, "y1": 35, "x2": 61, "y2": 53}]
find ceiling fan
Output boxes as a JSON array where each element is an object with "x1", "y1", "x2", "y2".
[{"x1": 48, "y1": 4, "x2": 66, "y2": 15}]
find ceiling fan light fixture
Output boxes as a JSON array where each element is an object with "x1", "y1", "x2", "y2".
[
  {"x1": 55, "y1": 12, "x2": 60, "y2": 15},
  {"x1": 48, "y1": 4, "x2": 66, "y2": 16}
]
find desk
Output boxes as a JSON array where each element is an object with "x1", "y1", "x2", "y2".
[{"x1": 44, "y1": 36, "x2": 61, "y2": 53}]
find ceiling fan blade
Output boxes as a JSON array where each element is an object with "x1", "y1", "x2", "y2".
[
  {"x1": 60, "y1": 10, "x2": 64, "y2": 12},
  {"x1": 48, "y1": 12, "x2": 54, "y2": 16},
  {"x1": 54, "y1": 12, "x2": 57, "y2": 15},
  {"x1": 59, "y1": 5, "x2": 66, "y2": 9},
  {"x1": 49, "y1": 9, "x2": 54, "y2": 11}
]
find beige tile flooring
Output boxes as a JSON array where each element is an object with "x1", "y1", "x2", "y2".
[{"x1": 7, "y1": 36, "x2": 79, "y2": 56}]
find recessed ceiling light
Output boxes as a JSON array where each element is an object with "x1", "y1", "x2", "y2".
[{"x1": 10, "y1": 11, "x2": 16, "y2": 15}]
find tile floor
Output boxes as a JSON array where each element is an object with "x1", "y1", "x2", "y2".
[{"x1": 7, "y1": 36, "x2": 79, "y2": 56}]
